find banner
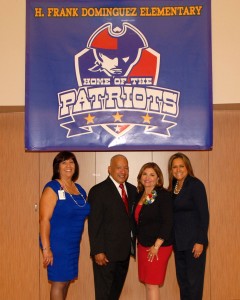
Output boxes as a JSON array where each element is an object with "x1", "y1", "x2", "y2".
[{"x1": 25, "y1": 0, "x2": 212, "y2": 151}]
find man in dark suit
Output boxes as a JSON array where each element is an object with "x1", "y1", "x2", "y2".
[{"x1": 88, "y1": 154, "x2": 137, "y2": 300}]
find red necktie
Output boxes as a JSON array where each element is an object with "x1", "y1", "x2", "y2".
[{"x1": 119, "y1": 183, "x2": 129, "y2": 213}]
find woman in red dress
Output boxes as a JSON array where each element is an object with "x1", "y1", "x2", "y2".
[{"x1": 134, "y1": 162, "x2": 173, "y2": 300}]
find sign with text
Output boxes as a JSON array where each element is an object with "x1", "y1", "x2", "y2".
[{"x1": 25, "y1": 0, "x2": 212, "y2": 151}]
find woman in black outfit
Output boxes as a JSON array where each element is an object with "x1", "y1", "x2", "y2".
[
  {"x1": 168, "y1": 153, "x2": 209, "y2": 300},
  {"x1": 134, "y1": 162, "x2": 173, "y2": 300}
]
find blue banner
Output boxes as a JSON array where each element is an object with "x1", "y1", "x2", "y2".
[{"x1": 25, "y1": 0, "x2": 212, "y2": 151}]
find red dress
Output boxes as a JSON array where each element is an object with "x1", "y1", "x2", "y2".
[{"x1": 135, "y1": 204, "x2": 172, "y2": 285}]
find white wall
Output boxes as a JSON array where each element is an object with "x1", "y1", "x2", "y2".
[{"x1": 1, "y1": 0, "x2": 239, "y2": 106}]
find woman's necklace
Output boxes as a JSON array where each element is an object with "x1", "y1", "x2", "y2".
[
  {"x1": 61, "y1": 180, "x2": 87, "y2": 208},
  {"x1": 174, "y1": 181, "x2": 183, "y2": 195}
]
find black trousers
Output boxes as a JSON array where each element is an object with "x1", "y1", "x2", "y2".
[
  {"x1": 92, "y1": 257, "x2": 130, "y2": 300},
  {"x1": 174, "y1": 249, "x2": 206, "y2": 300}
]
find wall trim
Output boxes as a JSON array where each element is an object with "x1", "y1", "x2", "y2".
[
  {"x1": 0, "y1": 106, "x2": 25, "y2": 113},
  {"x1": 0, "y1": 104, "x2": 240, "y2": 113},
  {"x1": 213, "y1": 103, "x2": 240, "y2": 110}
]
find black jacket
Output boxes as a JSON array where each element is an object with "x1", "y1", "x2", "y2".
[
  {"x1": 172, "y1": 175, "x2": 209, "y2": 251},
  {"x1": 134, "y1": 187, "x2": 173, "y2": 247},
  {"x1": 88, "y1": 177, "x2": 137, "y2": 261}
]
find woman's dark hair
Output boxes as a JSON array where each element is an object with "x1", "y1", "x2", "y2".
[
  {"x1": 167, "y1": 152, "x2": 194, "y2": 191},
  {"x1": 52, "y1": 151, "x2": 79, "y2": 181},
  {"x1": 137, "y1": 162, "x2": 164, "y2": 192}
]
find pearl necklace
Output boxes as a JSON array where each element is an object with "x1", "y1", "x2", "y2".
[
  {"x1": 174, "y1": 181, "x2": 183, "y2": 195},
  {"x1": 62, "y1": 180, "x2": 87, "y2": 208}
]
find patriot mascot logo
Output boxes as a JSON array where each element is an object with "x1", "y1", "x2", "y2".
[{"x1": 58, "y1": 22, "x2": 180, "y2": 139}]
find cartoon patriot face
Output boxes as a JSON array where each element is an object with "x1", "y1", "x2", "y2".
[
  {"x1": 93, "y1": 48, "x2": 135, "y2": 76},
  {"x1": 87, "y1": 22, "x2": 148, "y2": 77}
]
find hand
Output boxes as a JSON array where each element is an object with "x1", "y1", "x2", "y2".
[
  {"x1": 192, "y1": 243, "x2": 203, "y2": 258},
  {"x1": 146, "y1": 246, "x2": 159, "y2": 262},
  {"x1": 94, "y1": 253, "x2": 109, "y2": 266},
  {"x1": 42, "y1": 249, "x2": 53, "y2": 268}
]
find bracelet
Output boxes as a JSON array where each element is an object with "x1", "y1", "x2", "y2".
[
  {"x1": 42, "y1": 247, "x2": 51, "y2": 251},
  {"x1": 154, "y1": 238, "x2": 164, "y2": 250}
]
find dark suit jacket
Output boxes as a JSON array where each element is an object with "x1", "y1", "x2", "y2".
[
  {"x1": 134, "y1": 187, "x2": 173, "y2": 247},
  {"x1": 173, "y1": 175, "x2": 209, "y2": 251},
  {"x1": 88, "y1": 177, "x2": 137, "y2": 261}
]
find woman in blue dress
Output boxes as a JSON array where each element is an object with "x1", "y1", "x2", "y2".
[{"x1": 39, "y1": 151, "x2": 90, "y2": 300}]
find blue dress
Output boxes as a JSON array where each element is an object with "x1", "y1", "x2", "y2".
[{"x1": 42, "y1": 180, "x2": 90, "y2": 282}]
